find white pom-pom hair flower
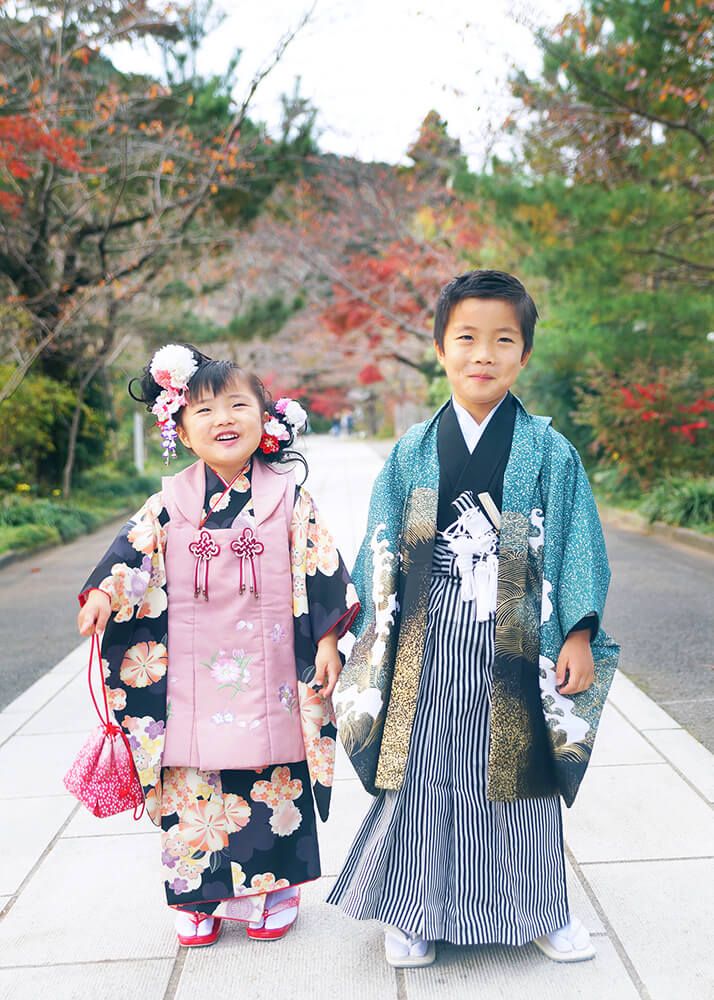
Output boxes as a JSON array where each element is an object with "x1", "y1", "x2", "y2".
[
  {"x1": 149, "y1": 344, "x2": 198, "y2": 390},
  {"x1": 263, "y1": 417, "x2": 291, "y2": 442},
  {"x1": 275, "y1": 398, "x2": 308, "y2": 432}
]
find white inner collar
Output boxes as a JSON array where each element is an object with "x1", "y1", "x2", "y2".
[{"x1": 452, "y1": 394, "x2": 508, "y2": 454}]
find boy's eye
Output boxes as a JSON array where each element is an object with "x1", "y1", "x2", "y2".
[{"x1": 233, "y1": 402, "x2": 246, "y2": 408}]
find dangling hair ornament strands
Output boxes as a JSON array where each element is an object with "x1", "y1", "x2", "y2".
[
  {"x1": 149, "y1": 345, "x2": 198, "y2": 463},
  {"x1": 259, "y1": 398, "x2": 308, "y2": 455}
]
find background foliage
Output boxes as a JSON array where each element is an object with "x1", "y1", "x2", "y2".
[{"x1": 0, "y1": 0, "x2": 711, "y2": 533}]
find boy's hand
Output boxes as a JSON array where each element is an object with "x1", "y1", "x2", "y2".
[
  {"x1": 313, "y1": 628, "x2": 342, "y2": 700},
  {"x1": 77, "y1": 589, "x2": 111, "y2": 637},
  {"x1": 555, "y1": 630, "x2": 595, "y2": 696}
]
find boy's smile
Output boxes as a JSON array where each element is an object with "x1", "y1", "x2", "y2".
[{"x1": 435, "y1": 298, "x2": 530, "y2": 423}]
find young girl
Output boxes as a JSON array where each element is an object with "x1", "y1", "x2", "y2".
[{"x1": 77, "y1": 344, "x2": 358, "y2": 947}]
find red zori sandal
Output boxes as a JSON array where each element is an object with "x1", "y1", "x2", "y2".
[
  {"x1": 175, "y1": 910, "x2": 222, "y2": 947},
  {"x1": 246, "y1": 888, "x2": 300, "y2": 941}
]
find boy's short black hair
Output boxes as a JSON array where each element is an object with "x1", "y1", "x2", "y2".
[{"x1": 433, "y1": 270, "x2": 538, "y2": 355}]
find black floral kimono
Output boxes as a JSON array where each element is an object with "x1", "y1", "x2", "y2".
[{"x1": 80, "y1": 459, "x2": 358, "y2": 922}]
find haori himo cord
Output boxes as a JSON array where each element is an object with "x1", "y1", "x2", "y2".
[{"x1": 76, "y1": 344, "x2": 359, "y2": 947}]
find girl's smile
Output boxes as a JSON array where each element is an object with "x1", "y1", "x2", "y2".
[{"x1": 176, "y1": 375, "x2": 267, "y2": 481}]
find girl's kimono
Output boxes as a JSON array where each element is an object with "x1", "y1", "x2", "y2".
[
  {"x1": 328, "y1": 394, "x2": 619, "y2": 945},
  {"x1": 81, "y1": 457, "x2": 358, "y2": 924}
]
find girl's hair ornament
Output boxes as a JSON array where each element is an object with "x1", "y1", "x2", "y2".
[
  {"x1": 259, "y1": 397, "x2": 308, "y2": 455},
  {"x1": 148, "y1": 344, "x2": 198, "y2": 462}
]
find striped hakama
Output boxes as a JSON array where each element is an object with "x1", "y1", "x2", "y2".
[{"x1": 327, "y1": 536, "x2": 569, "y2": 945}]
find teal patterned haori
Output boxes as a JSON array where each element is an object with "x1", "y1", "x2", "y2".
[{"x1": 334, "y1": 397, "x2": 619, "y2": 808}]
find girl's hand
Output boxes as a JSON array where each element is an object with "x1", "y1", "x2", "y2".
[
  {"x1": 314, "y1": 629, "x2": 342, "y2": 700},
  {"x1": 77, "y1": 589, "x2": 111, "y2": 637},
  {"x1": 555, "y1": 630, "x2": 595, "y2": 696}
]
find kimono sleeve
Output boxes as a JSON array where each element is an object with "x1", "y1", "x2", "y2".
[
  {"x1": 539, "y1": 431, "x2": 620, "y2": 807},
  {"x1": 290, "y1": 486, "x2": 359, "y2": 645},
  {"x1": 78, "y1": 492, "x2": 169, "y2": 624},
  {"x1": 541, "y1": 435, "x2": 611, "y2": 640}
]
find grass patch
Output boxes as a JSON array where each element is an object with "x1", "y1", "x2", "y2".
[
  {"x1": 0, "y1": 463, "x2": 165, "y2": 556},
  {"x1": 640, "y1": 477, "x2": 714, "y2": 534}
]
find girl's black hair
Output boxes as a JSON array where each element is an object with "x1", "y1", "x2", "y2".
[{"x1": 128, "y1": 344, "x2": 308, "y2": 481}]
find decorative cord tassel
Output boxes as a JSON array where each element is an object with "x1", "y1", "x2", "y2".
[
  {"x1": 188, "y1": 530, "x2": 221, "y2": 600},
  {"x1": 231, "y1": 527, "x2": 264, "y2": 599}
]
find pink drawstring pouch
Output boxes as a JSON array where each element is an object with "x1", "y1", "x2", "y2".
[{"x1": 63, "y1": 633, "x2": 145, "y2": 819}]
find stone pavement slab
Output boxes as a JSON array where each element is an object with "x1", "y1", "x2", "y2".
[
  {"x1": 402, "y1": 938, "x2": 641, "y2": 1000},
  {"x1": 0, "y1": 960, "x2": 174, "y2": 1000},
  {"x1": 563, "y1": 763, "x2": 714, "y2": 863},
  {"x1": 589, "y1": 703, "x2": 664, "y2": 767},
  {"x1": 0, "y1": 795, "x2": 76, "y2": 895},
  {"x1": 582, "y1": 858, "x2": 714, "y2": 1000},
  {"x1": 642, "y1": 727, "x2": 714, "y2": 802},
  {"x1": 0, "y1": 834, "x2": 174, "y2": 966},
  {"x1": 0, "y1": 731, "x2": 84, "y2": 798}
]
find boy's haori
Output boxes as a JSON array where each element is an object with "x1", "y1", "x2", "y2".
[
  {"x1": 334, "y1": 399, "x2": 620, "y2": 806},
  {"x1": 129, "y1": 342, "x2": 308, "y2": 467}
]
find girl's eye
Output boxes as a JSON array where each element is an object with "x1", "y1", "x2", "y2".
[{"x1": 197, "y1": 407, "x2": 211, "y2": 414}]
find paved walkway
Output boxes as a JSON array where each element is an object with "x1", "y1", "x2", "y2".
[{"x1": 0, "y1": 437, "x2": 712, "y2": 1000}]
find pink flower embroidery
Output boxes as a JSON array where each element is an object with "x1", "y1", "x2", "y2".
[
  {"x1": 269, "y1": 800, "x2": 302, "y2": 837},
  {"x1": 222, "y1": 793, "x2": 252, "y2": 833}
]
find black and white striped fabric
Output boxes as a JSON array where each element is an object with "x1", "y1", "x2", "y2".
[{"x1": 328, "y1": 535, "x2": 569, "y2": 946}]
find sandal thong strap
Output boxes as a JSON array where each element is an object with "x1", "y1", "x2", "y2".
[{"x1": 263, "y1": 895, "x2": 300, "y2": 919}]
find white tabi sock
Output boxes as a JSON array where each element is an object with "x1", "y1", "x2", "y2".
[{"x1": 175, "y1": 910, "x2": 214, "y2": 937}]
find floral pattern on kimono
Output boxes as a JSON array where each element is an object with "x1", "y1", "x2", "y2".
[{"x1": 80, "y1": 459, "x2": 358, "y2": 827}]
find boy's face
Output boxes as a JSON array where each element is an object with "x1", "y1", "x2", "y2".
[{"x1": 435, "y1": 297, "x2": 530, "y2": 422}]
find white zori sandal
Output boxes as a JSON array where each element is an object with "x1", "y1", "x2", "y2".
[
  {"x1": 533, "y1": 916, "x2": 595, "y2": 962},
  {"x1": 384, "y1": 925, "x2": 436, "y2": 968}
]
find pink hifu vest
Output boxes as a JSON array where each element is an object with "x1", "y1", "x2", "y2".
[{"x1": 161, "y1": 458, "x2": 306, "y2": 770}]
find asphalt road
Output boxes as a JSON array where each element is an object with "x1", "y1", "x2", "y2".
[
  {"x1": 1, "y1": 501, "x2": 712, "y2": 751},
  {"x1": 0, "y1": 516, "x2": 128, "y2": 711}
]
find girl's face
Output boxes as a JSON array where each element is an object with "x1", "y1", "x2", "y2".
[{"x1": 176, "y1": 376, "x2": 267, "y2": 482}]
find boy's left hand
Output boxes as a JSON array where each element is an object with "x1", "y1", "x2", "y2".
[
  {"x1": 314, "y1": 628, "x2": 342, "y2": 700},
  {"x1": 555, "y1": 630, "x2": 595, "y2": 696}
]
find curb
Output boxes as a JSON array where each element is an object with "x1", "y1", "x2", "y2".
[
  {"x1": 0, "y1": 542, "x2": 59, "y2": 569},
  {"x1": 599, "y1": 505, "x2": 714, "y2": 556}
]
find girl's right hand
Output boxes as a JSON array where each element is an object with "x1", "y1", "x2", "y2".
[{"x1": 77, "y1": 589, "x2": 111, "y2": 636}]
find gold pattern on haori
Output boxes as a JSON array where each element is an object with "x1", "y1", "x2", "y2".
[
  {"x1": 487, "y1": 683, "x2": 533, "y2": 800},
  {"x1": 399, "y1": 488, "x2": 438, "y2": 574},
  {"x1": 375, "y1": 586, "x2": 430, "y2": 789},
  {"x1": 495, "y1": 513, "x2": 540, "y2": 665},
  {"x1": 375, "y1": 488, "x2": 437, "y2": 790}
]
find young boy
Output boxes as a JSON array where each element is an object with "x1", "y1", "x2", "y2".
[{"x1": 328, "y1": 270, "x2": 619, "y2": 967}]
